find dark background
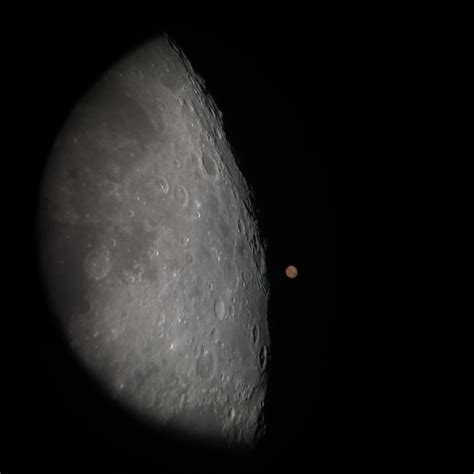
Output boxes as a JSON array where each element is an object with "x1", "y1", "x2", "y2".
[{"x1": 9, "y1": 17, "x2": 339, "y2": 474}]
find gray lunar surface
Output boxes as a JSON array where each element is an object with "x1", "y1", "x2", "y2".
[{"x1": 37, "y1": 35, "x2": 269, "y2": 448}]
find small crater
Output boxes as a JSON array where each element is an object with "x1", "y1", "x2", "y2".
[
  {"x1": 195, "y1": 348, "x2": 215, "y2": 380},
  {"x1": 252, "y1": 325, "x2": 260, "y2": 345},
  {"x1": 149, "y1": 247, "x2": 160, "y2": 260},
  {"x1": 184, "y1": 99, "x2": 195, "y2": 112},
  {"x1": 174, "y1": 185, "x2": 189, "y2": 206},
  {"x1": 228, "y1": 304, "x2": 235, "y2": 318},
  {"x1": 122, "y1": 270, "x2": 136, "y2": 284},
  {"x1": 259, "y1": 345, "x2": 268, "y2": 371},
  {"x1": 210, "y1": 327, "x2": 219, "y2": 343},
  {"x1": 128, "y1": 210, "x2": 135, "y2": 218},
  {"x1": 155, "y1": 176, "x2": 169, "y2": 194},
  {"x1": 193, "y1": 343, "x2": 202, "y2": 358},
  {"x1": 237, "y1": 218, "x2": 245, "y2": 234},
  {"x1": 186, "y1": 252, "x2": 194, "y2": 264},
  {"x1": 181, "y1": 235, "x2": 189, "y2": 246},
  {"x1": 84, "y1": 248, "x2": 111, "y2": 280},
  {"x1": 201, "y1": 153, "x2": 218, "y2": 178},
  {"x1": 214, "y1": 297, "x2": 225, "y2": 321},
  {"x1": 228, "y1": 407, "x2": 236, "y2": 421}
]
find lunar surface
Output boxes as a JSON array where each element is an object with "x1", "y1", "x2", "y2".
[{"x1": 36, "y1": 35, "x2": 269, "y2": 448}]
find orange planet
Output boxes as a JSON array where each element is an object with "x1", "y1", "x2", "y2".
[{"x1": 285, "y1": 265, "x2": 298, "y2": 279}]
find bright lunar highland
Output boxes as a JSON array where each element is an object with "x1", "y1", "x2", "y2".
[{"x1": 37, "y1": 35, "x2": 270, "y2": 448}]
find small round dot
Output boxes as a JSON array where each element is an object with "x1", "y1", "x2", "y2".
[{"x1": 285, "y1": 265, "x2": 298, "y2": 279}]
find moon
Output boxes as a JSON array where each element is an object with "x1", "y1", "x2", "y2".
[{"x1": 36, "y1": 35, "x2": 269, "y2": 449}]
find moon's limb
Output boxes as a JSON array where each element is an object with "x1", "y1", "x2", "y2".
[{"x1": 37, "y1": 35, "x2": 269, "y2": 448}]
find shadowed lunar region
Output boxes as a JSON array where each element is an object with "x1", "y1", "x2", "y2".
[{"x1": 36, "y1": 35, "x2": 270, "y2": 449}]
